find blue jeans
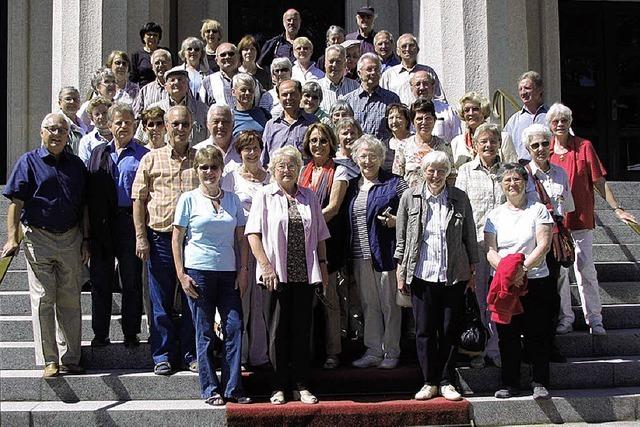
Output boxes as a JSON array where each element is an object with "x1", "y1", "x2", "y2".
[
  {"x1": 186, "y1": 268, "x2": 244, "y2": 398},
  {"x1": 147, "y1": 229, "x2": 195, "y2": 366}
]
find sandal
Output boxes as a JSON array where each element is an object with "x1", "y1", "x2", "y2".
[
  {"x1": 270, "y1": 390, "x2": 286, "y2": 405},
  {"x1": 205, "y1": 393, "x2": 225, "y2": 406}
]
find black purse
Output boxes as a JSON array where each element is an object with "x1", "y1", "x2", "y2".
[{"x1": 459, "y1": 289, "x2": 488, "y2": 354}]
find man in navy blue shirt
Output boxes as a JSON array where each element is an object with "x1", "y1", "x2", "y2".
[
  {"x1": 2, "y1": 112, "x2": 90, "y2": 378},
  {"x1": 86, "y1": 103, "x2": 149, "y2": 349}
]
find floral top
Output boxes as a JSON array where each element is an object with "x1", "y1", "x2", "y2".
[{"x1": 392, "y1": 134, "x2": 454, "y2": 188}]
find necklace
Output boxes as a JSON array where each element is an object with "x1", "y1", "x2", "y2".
[{"x1": 200, "y1": 186, "x2": 222, "y2": 201}]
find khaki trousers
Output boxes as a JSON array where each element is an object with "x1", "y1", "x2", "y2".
[{"x1": 23, "y1": 225, "x2": 83, "y2": 366}]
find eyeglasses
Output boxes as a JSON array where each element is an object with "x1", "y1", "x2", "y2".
[
  {"x1": 415, "y1": 115, "x2": 435, "y2": 123},
  {"x1": 276, "y1": 163, "x2": 297, "y2": 171},
  {"x1": 463, "y1": 105, "x2": 481, "y2": 113},
  {"x1": 304, "y1": 94, "x2": 320, "y2": 100},
  {"x1": 145, "y1": 121, "x2": 165, "y2": 129},
  {"x1": 198, "y1": 164, "x2": 219, "y2": 171},
  {"x1": 218, "y1": 51, "x2": 236, "y2": 58},
  {"x1": 186, "y1": 47, "x2": 201, "y2": 52},
  {"x1": 529, "y1": 140, "x2": 550, "y2": 150},
  {"x1": 295, "y1": 46, "x2": 311, "y2": 51},
  {"x1": 169, "y1": 121, "x2": 191, "y2": 128},
  {"x1": 273, "y1": 68, "x2": 290, "y2": 73},
  {"x1": 44, "y1": 126, "x2": 68, "y2": 134},
  {"x1": 425, "y1": 168, "x2": 447, "y2": 176},
  {"x1": 357, "y1": 154, "x2": 380, "y2": 162},
  {"x1": 309, "y1": 137, "x2": 329, "y2": 145}
]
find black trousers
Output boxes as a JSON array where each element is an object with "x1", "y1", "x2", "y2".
[
  {"x1": 90, "y1": 211, "x2": 143, "y2": 338},
  {"x1": 411, "y1": 278, "x2": 466, "y2": 386},
  {"x1": 269, "y1": 283, "x2": 314, "y2": 391},
  {"x1": 496, "y1": 275, "x2": 556, "y2": 388}
]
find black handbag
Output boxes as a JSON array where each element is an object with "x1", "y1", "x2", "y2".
[{"x1": 459, "y1": 289, "x2": 488, "y2": 354}]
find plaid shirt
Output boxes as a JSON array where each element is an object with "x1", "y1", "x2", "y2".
[
  {"x1": 342, "y1": 85, "x2": 400, "y2": 141},
  {"x1": 131, "y1": 144, "x2": 199, "y2": 232}
]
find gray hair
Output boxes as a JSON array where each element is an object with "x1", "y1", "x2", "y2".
[
  {"x1": 329, "y1": 99, "x2": 354, "y2": 117},
  {"x1": 90, "y1": 67, "x2": 116, "y2": 93},
  {"x1": 270, "y1": 57, "x2": 293, "y2": 74},
  {"x1": 547, "y1": 102, "x2": 573, "y2": 127},
  {"x1": 473, "y1": 123, "x2": 502, "y2": 146},
  {"x1": 302, "y1": 81, "x2": 323, "y2": 101},
  {"x1": 326, "y1": 25, "x2": 345, "y2": 43},
  {"x1": 107, "y1": 102, "x2": 135, "y2": 122},
  {"x1": 522, "y1": 123, "x2": 552, "y2": 147},
  {"x1": 165, "y1": 105, "x2": 193, "y2": 123},
  {"x1": 41, "y1": 112, "x2": 69, "y2": 131},
  {"x1": 421, "y1": 150, "x2": 452, "y2": 176},
  {"x1": 351, "y1": 134, "x2": 386, "y2": 164},
  {"x1": 268, "y1": 146, "x2": 303, "y2": 177},
  {"x1": 178, "y1": 37, "x2": 209, "y2": 72},
  {"x1": 335, "y1": 117, "x2": 362, "y2": 136},
  {"x1": 58, "y1": 86, "x2": 79, "y2": 100},
  {"x1": 356, "y1": 52, "x2": 381, "y2": 73},
  {"x1": 232, "y1": 72, "x2": 255, "y2": 89},
  {"x1": 496, "y1": 162, "x2": 528, "y2": 183},
  {"x1": 325, "y1": 44, "x2": 346, "y2": 59},
  {"x1": 518, "y1": 70, "x2": 543, "y2": 88},
  {"x1": 207, "y1": 104, "x2": 233, "y2": 123},
  {"x1": 151, "y1": 48, "x2": 172, "y2": 63}
]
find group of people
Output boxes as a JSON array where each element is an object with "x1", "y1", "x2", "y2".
[{"x1": 3, "y1": 6, "x2": 636, "y2": 408}]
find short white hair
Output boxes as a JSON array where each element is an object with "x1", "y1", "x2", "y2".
[
  {"x1": 356, "y1": 52, "x2": 381, "y2": 73},
  {"x1": 421, "y1": 150, "x2": 451, "y2": 176},
  {"x1": 351, "y1": 134, "x2": 386, "y2": 164},
  {"x1": 546, "y1": 102, "x2": 573, "y2": 127},
  {"x1": 41, "y1": 112, "x2": 69, "y2": 131},
  {"x1": 207, "y1": 104, "x2": 233, "y2": 124},
  {"x1": 268, "y1": 146, "x2": 303, "y2": 176},
  {"x1": 521, "y1": 123, "x2": 552, "y2": 147}
]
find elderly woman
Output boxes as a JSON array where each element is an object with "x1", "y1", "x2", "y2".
[
  {"x1": 393, "y1": 98, "x2": 454, "y2": 188},
  {"x1": 328, "y1": 100, "x2": 355, "y2": 127},
  {"x1": 345, "y1": 135, "x2": 409, "y2": 369},
  {"x1": 140, "y1": 106, "x2": 166, "y2": 150},
  {"x1": 238, "y1": 35, "x2": 271, "y2": 91},
  {"x1": 178, "y1": 37, "x2": 211, "y2": 99},
  {"x1": 385, "y1": 103, "x2": 413, "y2": 171},
  {"x1": 222, "y1": 131, "x2": 271, "y2": 368},
  {"x1": 246, "y1": 146, "x2": 330, "y2": 405},
  {"x1": 172, "y1": 146, "x2": 251, "y2": 406},
  {"x1": 201, "y1": 19, "x2": 223, "y2": 72},
  {"x1": 78, "y1": 68, "x2": 117, "y2": 130},
  {"x1": 317, "y1": 25, "x2": 346, "y2": 72},
  {"x1": 130, "y1": 22, "x2": 163, "y2": 86},
  {"x1": 291, "y1": 37, "x2": 324, "y2": 83},
  {"x1": 548, "y1": 103, "x2": 637, "y2": 336},
  {"x1": 301, "y1": 81, "x2": 329, "y2": 124},
  {"x1": 298, "y1": 123, "x2": 349, "y2": 369},
  {"x1": 258, "y1": 57, "x2": 293, "y2": 116},
  {"x1": 77, "y1": 96, "x2": 112, "y2": 165},
  {"x1": 485, "y1": 163, "x2": 554, "y2": 400},
  {"x1": 106, "y1": 51, "x2": 139, "y2": 104},
  {"x1": 232, "y1": 73, "x2": 271, "y2": 137},
  {"x1": 396, "y1": 151, "x2": 478, "y2": 401},
  {"x1": 450, "y1": 91, "x2": 517, "y2": 169},
  {"x1": 454, "y1": 123, "x2": 507, "y2": 368}
]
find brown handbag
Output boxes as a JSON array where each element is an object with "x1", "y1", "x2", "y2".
[{"x1": 526, "y1": 164, "x2": 576, "y2": 267}]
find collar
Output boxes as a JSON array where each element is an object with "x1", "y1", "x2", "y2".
[
  {"x1": 358, "y1": 85, "x2": 382, "y2": 97},
  {"x1": 470, "y1": 156, "x2": 501, "y2": 172},
  {"x1": 108, "y1": 139, "x2": 140, "y2": 153},
  {"x1": 164, "y1": 143, "x2": 194, "y2": 160},
  {"x1": 267, "y1": 182, "x2": 305, "y2": 197},
  {"x1": 520, "y1": 104, "x2": 548, "y2": 116},
  {"x1": 38, "y1": 145, "x2": 66, "y2": 160},
  {"x1": 528, "y1": 160, "x2": 552, "y2": 177},
  {"x1": 423, "y1": 184, "x2": 448, "y2": 202},
  {"x1": 399, "y1": 62, "x2": 418, "y2": 73}
]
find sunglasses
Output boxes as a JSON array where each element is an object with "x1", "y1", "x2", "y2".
[
  {"x1": 530, "y1": 140, "x2": 550, "y2": 150},
  {"x1": 198, "y1": 164, "x2": 220, "y2": 171},
  {"x1": 219, "y1": 51, "x2": 236, "y2": 58}
]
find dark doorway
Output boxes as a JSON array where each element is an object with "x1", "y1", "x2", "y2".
[
  {"x1": 228, "y1": 1, "x2": 345, "y2": 63},
  {"x1": 559, "y1": 1, "x2": 640, "y2": 180}
]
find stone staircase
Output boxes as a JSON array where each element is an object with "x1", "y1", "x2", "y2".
[{"x1": 0, "y1": 183, "x2": 639, "y2": 426}]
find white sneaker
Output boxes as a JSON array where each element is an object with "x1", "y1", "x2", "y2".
[
  {"x1": 590, "y1": 324, "x2": 606, "y2": 335},
  {"x1": 556, "y1": 323, "x2": 573, "y2": 334},
  {"x1": 415, "y1": 384, "x2": 438, "y2": 400},
  {"x1": 439, "y1": 384, "x2": 462, "y2": 401},
  {"x1": 378, "y1": 357, "x2": 399, "y2": 369},
  {"x1": 352, "y1": 354, "x2": 383, "y2": 368}
]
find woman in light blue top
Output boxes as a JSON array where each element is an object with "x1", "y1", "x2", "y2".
[{"x1": 172, "y1": 146, "x2": 251, "y2": 406}]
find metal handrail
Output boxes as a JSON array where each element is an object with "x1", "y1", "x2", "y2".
[{"x1": 491, "y1": 89, "x2": 521, "y2": 128}]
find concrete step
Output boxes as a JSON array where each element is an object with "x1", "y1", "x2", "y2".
[
  {"x1": 468, "y1": 386, "x2": 640, "y2": 426},
  {"x1": 604, "y1": 182, "x2": 640, "y2": 198},
  {"x1": 0, "y1": 400, "x2": 226, "y2": 427},
  {"x1": 593, "y1": 244, "x2": 640, "y2": 263},
  {"x1": 0, "y1": 315, "x2": 150, "y2": 342},
  {"x1": 0, "y1": 341, "x2": 153, "y2": 370},
  {"x1": 595, "y1": 195, "x2": 640, "y2": 210},
  {"x1": 593, "y1": 224, "x2": 640, "y2": 244},
  {"x1": 571, "y1": 282, "x2": 640, "y2": 305},
  {"x1": 456, "y1": 356, "x2": 640, "y2": 394},
  {"x1": 596, "y1": 209, "x2": 640, "y2": 226},
  {"x1": 0, "y1": 291, "x2": 122, "y2": 316},
  {"x1": 594, "y1": 262, "x2": 640, "y2": 282},
  {"x1": 555, "y1": 328, "x2": 640, "y2": 358},
  {"x1": 571, "y1": 304, "x2": 640, "y2": 330}
]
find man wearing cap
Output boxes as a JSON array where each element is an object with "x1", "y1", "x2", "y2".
[
  {"x1": 132, "y1": 49, "x2": 173, "y2": 119},
  {"x1": 343, "y1": 39, "x2": 361, "y2": 81},
  {"x1": 2, "y1": 113, "x2": 90, "y2": 378},
  {"x1": 346, "y1": 7, "x2": 377, "y2": 55},
  {"x1": 148, "y1": 65, "x2": 208, "y2": 142},
  {"x1": 258, "y1": 8, "x2": 304, "y2": 68},
  {"x1": 380, "y1": 33, "x2": 446, "y2": 104}
]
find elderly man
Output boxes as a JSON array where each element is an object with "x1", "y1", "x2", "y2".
[
  {"x1": 261, "y1": 79, "x2": 318, "y2": 166},
  {"x1": 258, "y1": 8, "x2": 302, "y2": 68},
  {"x1": 374, "y1": 30, "x2": 399, "y2": 73},
  {"x1": 2, "y1": 113, "x2": 90, "y2": 377},
  {"x1": 132, "y1": 105, "x2": 198, "y2": 375},
  {"x1": 148, "y1": 66, "x2": 208, "y2": 142},
  {"x1": 132, "y1": 49, "x2": 172, "y2": 119},
  {"x1": 504, "y1": 70, "x2": 547, "y2": 162},
  {"x1": 193, "y1": 105, "x2": 241, "y2": 170},
  {"x1": 86, "y1": 103, "x2": 148, "y2": 349},
  {"x1": 318, "y1": 44, "x2": 359, "y2": 113},
  {"x1": 258, "y1": 57, "x2": 292, "y2": 117},
  {"x1": 380, "y1": 33, "x2": 445, "y2": 104},
  {"x1": 342, "y1": 52, "x2": 400, "y2": 141},
  {"x1": 410, "y1": 71, "x2": 462, "y2": 143},
  {"x1": 345, "y1": 6, "x2": 377, "y2": 54},
  {"x1": 200, "y1": 43, "x2": 244, "y2": 107}
]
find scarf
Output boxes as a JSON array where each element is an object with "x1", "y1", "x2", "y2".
[{"x1": 299, "y1": 159, "x2": 335, "y2": 207}]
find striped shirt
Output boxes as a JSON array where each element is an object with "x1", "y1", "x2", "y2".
[
  {"x1": 132, "y1": 80, "x2": 166, "y2": 119},
  {"x1": 379, "y1": 63, "x2": 446, "y2": 104},
  {"x1": 350, "y1": 182, "x2": 373, "y2": 260},
  {"x1": 318, "y1": 76, "x2": 360, "y2": 113},
  {"x1": 131, "y1": 144, "x2": 199, "y2": 232},
  {"x1": 414, "y1": 187, "x2": 448, "y2": 282}
]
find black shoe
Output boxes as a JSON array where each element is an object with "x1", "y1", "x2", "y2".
[
  {"x1": 123, "y1": 335, "x2": 140, "y2": 348},
  {"x1": 91, "y1": 336, "x2": 110, "y2": 347},
  {"x1": 60, "y1": 364, "x2": 86, "y2": 374},
  {"x1": 81, "y1": 281, "x2": 92, "y2": 292}
]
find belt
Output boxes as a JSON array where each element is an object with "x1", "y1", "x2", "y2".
[{"x1": 34, "y1": 225, "x2": 76, "y2": 235}]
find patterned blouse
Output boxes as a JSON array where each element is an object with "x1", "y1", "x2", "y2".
[
  {"x1": 392, "y1": 135, "x2": 454, "y2": 188},
  {"x1": 286, "y1": 197, "x2": 309, "y2": 283}
]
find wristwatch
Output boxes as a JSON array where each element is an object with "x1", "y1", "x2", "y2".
[{"x1": 613, "y1": 205, "x2": 625, "y2": 211}]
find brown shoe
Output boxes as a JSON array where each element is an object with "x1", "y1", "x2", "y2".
[
  {"x1": 43, "y1": 362, "x2": 59, "y2": 378},
  {"x1": 60, "y1": 364, "x2": 86, "y2": 375}
]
